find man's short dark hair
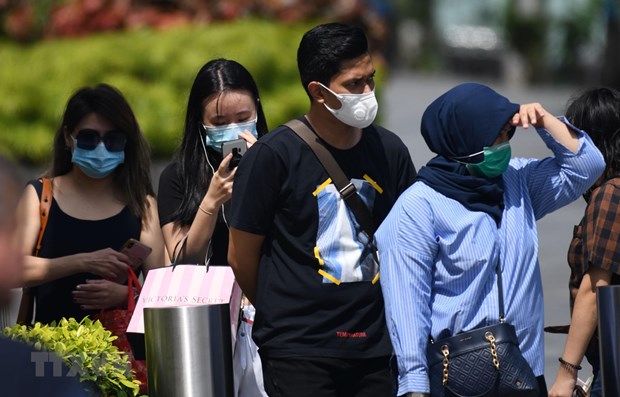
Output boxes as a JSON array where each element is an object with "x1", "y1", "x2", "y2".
[{"x1": 297, "y1": 23, "x2": 369, "y2": 97}]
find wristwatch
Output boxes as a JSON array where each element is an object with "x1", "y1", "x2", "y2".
[{"x1": 401, "y1": 393, "x2": 430, "y2": 397}]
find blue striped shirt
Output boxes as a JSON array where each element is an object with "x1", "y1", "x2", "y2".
[{"x1": 376, "y1": 119, "x2": 605, "y2": 395}]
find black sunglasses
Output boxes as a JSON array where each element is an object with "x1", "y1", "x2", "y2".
[{"x1": 74, "y1": 129, "x2": 127, "y2": 152}]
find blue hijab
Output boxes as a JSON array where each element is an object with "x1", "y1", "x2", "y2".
[{"x1": 417, "y1": 83, "x2": 520, "y2": 224}]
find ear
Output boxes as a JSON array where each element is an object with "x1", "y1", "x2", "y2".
[
  {"x1": 307, "y1": 81, "x2": 326, "y2": 103},
  {"x1": 63, "y1": 126, "x2": 73, "y2": 149}
]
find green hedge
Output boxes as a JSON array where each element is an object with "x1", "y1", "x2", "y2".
[{"x1": 0, "y1": 19, "x2": 321, "y2": 165}]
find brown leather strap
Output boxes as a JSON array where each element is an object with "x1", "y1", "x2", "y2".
[
  {"x1": 285, "y1": 119, "x2": 376, "y2": 238},
  {"x1": 17, "y1": 178, "x2": 53, "y2": 325},
  {"x1": 34, "y1": 178, "x2": 52, "y2": 256}
]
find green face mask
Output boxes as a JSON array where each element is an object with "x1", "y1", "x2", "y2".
[{"x1": 465, "y1": 141, "x2": 512, "y2": 178}]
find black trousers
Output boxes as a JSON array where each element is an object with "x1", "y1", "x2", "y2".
[{"x1": 261, "y1": 356, "x2": 394, "y2": 397}]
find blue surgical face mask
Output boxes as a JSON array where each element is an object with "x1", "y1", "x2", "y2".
[
  {"x1": 465, "y1": 141, "x2": 512, "y2": 178},
  {"x1": 203, "y1": 119, "x2": 258, "y2": 153},
  {"x1": 71, "y1": 138, "x2": 125, "y2": 179}
]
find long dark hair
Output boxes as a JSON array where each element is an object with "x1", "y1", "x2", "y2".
[
  {"x1": 566, "y1": 87, "x2": 620, "y2": 179},
  {"x1": 173, "y1": 58, "x2": 268, "y2": 227},
  {"x1": 48, "y1": 83, "x2": 153, "y2": 221}
]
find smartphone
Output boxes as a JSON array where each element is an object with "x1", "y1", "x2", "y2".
[
  {"x1": 221, "y1": 139, "x2": 247, "y2": 170},
  {"x1": 120, "y1": 238, "x2": 152, "y2": 269}
]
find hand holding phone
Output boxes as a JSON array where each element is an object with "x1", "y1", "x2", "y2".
[
  {"x1": 120, "y1": 238, "x2": 152, "y2": 269},
  {"x1": 221, "y1": 139, "x2": 248, "y2": 170}
]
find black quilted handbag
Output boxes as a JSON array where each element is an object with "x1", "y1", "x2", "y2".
[{"x1": 426, "y1": 264, "x2": 539, "y2": 397}]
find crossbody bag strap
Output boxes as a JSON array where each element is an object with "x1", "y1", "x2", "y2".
[
  {"x1": 35, "y1": 178, "x2": 53, "y2": 256},
  {"x1": 496, "y1": 258, "x2": 505, "y2": 323},
  {"x1": 285, "y1": 119, "x2": 376, "y2": 238}
]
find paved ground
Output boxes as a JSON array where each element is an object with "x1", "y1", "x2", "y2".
[{"x1": 382, "y1": 70, "x2": 591, "y2": 383}]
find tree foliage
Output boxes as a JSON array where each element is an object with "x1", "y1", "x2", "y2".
[{"x1": 0, "y1": 19, "x2": 314, "y2": 164}]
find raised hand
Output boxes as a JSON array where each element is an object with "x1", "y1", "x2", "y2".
[
  {"x1": 511, "y1": 102, "x2": 579, "y2": 153},
  {"x1": 511, "y1": 103, "x2": 549, "y2": 129},
  {"x1": 203, "y1": 153, "x2": 236, "y2": 209},
  {"x1": 238, "y1": 129, "x2": 258, "y2": 149}
]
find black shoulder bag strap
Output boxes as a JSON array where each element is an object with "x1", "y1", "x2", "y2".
[
  {"x1": 496, "y1": 257, "x2": 506, "y2": 323},
  {"x1": 285, "y1": 119, "x2": 376, "y2": 238}
]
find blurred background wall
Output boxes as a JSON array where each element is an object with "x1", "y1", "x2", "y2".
[{"x1": 394, "y1": 0, "x2": 619, "y2": 87}]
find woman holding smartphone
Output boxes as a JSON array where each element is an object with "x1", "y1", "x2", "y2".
[
  {"x1": 157, "y1": 58, "x2": 268, "y2": 265},
  {"x1": 15, "y1": 83, "x2": 165, "y2": 323},
  {"x1": 157, "y1": 58, "x2": 269, "y2": 397}
]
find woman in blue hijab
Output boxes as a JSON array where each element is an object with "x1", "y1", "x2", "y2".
[{"x1": 376, "y1": 83, "x2": 605, "y2": 397}]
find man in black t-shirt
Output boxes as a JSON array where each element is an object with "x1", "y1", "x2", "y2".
[{"x1": 228, "y1": 23, "x2": 417, "y2": 396}]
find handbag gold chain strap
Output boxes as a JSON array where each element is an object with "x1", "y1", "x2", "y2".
[
  {"x1": 485, "y1": 331, "x2": 500, "y2": 370},
  {"x1": 441, "y1": 345, "x2": 449, "y2": 385},
  {"x1": 441, "y1": 331, "x2": 501, "y2": 386}
]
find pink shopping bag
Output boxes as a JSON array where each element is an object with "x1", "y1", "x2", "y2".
[{"x1": 127, "y1": 265, "x2": 242, "y2": 360}]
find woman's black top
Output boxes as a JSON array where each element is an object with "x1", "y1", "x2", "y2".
[
  {"x1": 157, "y1": 161, "x2": 229, "y2": 266},
  {"x1": 30, "y1": 179, "x2": 141, "y2": 324}
]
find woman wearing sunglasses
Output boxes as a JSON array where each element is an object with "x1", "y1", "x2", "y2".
[
  {"x1": 15, "y1": 83, "x2": 165, "y2": 324},
  {"x1": 157, "y1": 58, "x2": 269, "y2": 397}
]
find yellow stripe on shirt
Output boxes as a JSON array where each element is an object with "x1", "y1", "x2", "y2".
[
  {"x1": 313, "y1": 178, "x2": 332, "y2": 196},
  {"x1": 363, "y1": 174, "x2": 383, "y2": 194},
  {"x1": 318, "y1": 269, "x2": 341, "y2": 285}
]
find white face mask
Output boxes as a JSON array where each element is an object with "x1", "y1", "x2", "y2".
[{"x1": 318, "y1": 83, "x2": 378, "y2": 129}]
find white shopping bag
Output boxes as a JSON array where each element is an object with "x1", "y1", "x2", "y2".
[{"x1": 233, "y1": 305, "x2": 268, "y2": 397}]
